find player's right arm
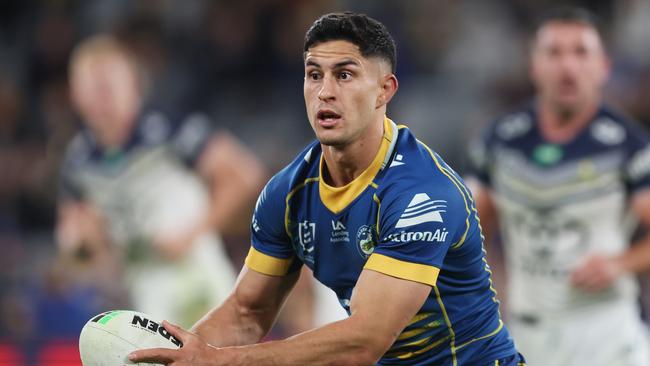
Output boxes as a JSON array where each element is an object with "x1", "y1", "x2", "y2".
[
  {"x1": 56, "y1": 144, "x2": 113, "y2": 259},
  {"x1": 571, "y1": 135, "x2": 650, "y2": 291},
  {"x1": 191, "y1": 265, "x2": 300, "y2": 346}
]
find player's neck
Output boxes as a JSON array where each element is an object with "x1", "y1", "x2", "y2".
[
  {"x1": 321, "y1": 119, "x2": 384, "y2": 187},
  {"x1": 537, "y1": 99, "x2": 600, "y2": 144},
  {"x1": 93, "y1": 116, "x2": 137, "y2": 150}
]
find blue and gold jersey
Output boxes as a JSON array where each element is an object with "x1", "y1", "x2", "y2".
[{"x1": 247, "y1": 118, "x2": 518, "y2": 365}]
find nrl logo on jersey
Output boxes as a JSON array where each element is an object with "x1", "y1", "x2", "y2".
[
  {"x1": 298, "y1": 220, "x2": 316, "y2": 263},
  {"x1": 395, "y1": 193, "x2": 447, "y2": 229}
]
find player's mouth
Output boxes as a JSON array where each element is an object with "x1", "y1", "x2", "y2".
[
  {"x1": 557, "y1": 77, "x2": 578, "y2": 94},
  {"x1": 317, "y1": 109, "x2": 342, "y2": 127}
]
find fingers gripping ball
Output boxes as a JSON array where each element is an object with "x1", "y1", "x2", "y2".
[{"x1": 79, "y1": 310, "x2": 182, "y2": 365}]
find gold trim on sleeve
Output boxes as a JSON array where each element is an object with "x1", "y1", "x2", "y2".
[
  {"x1": 364, "y1": 253, "x2": 440, "y2": 286},
  {"x1": 245, "y1": 247, "x2": 293, "y2": 276}
]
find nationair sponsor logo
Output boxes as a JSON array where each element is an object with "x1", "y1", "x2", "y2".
[
  {"x1": 384, "y1": 229, "x2": 449, "y2": 244},
  {"x1": 395, "y1": 193, "x2": 446, "y2": 229}
]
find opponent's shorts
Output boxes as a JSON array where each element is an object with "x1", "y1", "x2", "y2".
[
  {"x1": 127, "y1": 234, "x2": 236, "y2": 328},
  {"x1": 508, "y1": 302, "x2": 650, "y2": 366}
]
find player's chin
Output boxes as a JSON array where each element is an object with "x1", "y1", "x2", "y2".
[
  {"x1": 317, "y1": 133, "x2": 348, "y2": 147},
  {"x1": 555, "y1": 98, "x2": 583, "y2": 114}
]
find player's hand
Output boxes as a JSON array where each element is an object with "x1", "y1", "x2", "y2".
[
  {"x1": 152, "y1": 225, "x2": 205, "y2": 261},
  {"x1": 57, "y1": 203, "x2": 111, "y2": 260},
  {"x1": 151, "y1": 216, "x2": 215, "y2": 261},
  {"x1": 153, "y1": 233, "x2": 192, "y2": 261},
  {"x1": 570, "y1": 254, "x2": 623, "y2": 292},
  {"x1": 128, "y1": 320, "x2": 224, "y2": 365}
]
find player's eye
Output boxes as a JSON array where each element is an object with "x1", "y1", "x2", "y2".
[
  {"x1": 547, "y1": 47, "x2": 561, "y2": 58},
  {"x1": 308, "y1": 71, "x2": 321, "y2": 81},
  {"x1": 339, "y1": 71, "x2": 352, "y2": 80},
  {"x1": 574, "y1": 45, "x2": 588, "y2": 58}
]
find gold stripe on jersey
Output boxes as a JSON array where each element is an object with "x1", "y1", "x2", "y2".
[
  {"x1": 456, "y1": 319, "x2": 504, "y2": 351},
  {"x1": 319, "y1": 117, "x2": 395, "y2": 213},
  {"x1": 385, "y1": 335, "x2": 451, "y2": 359},
  {"x1": 284, "y1": 177, "x2": 320, "y2": 238},
  {"x1": 244, "y1": 247, "x2": 293, "y2": 276},
  {"x1": 434, "y1": 285, "x2": 458, "y2": 366},
  {"x1": 419, "y1": 140, "x2": 472, "y2": 250},
  {"x1": 364, "y1": 253, "x2": 440, "y2": 286},
  {"x1": 385, "y1": 312, "x2": 446, "y2": 359},
  {"x1": 397, "y1": 319, "x2": 442, "y2": 340},
  {"x1": 407, "y1": 312, "x2": 434, "y2": 326},
  {"x1": 373, "y1": 193, "x2": 381, "y2": 234}
]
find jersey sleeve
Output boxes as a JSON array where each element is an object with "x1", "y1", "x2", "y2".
[
  {"x1": 59, "y1": 165, "x2": 83, "y2": 202},
  {"x1": 169, "y1": 112, "x2": 215, "y2": 166},
  {"x1": 245, "y1": 174, "x2": 300, "y2": 276},
  {"x1": 58, "y1": 135, "x2": 87, "y2": 202},
  {"x1": 365, "y1": 175, "x2": 470, "y2": 287},
  {"x1": 624, "y1": 130, "x2": 650, "y2": 193},
  {"x1": 466, "y1": 124, "x2": 494, "y2": 186}
]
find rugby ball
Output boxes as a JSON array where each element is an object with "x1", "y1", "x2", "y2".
[{"x1": 79, "y1": 310, "x2": 182, "y2": 365}]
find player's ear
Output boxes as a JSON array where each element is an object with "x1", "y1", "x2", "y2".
[
  {"x1": 376, "y1": 72, "x2": 398, "y2": 109},
  {"x1": 598, "y1": 53, "x2": 612, "y2": 86}
]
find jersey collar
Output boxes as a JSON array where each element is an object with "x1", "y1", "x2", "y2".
[{"x1": 319, "y1": 116, "x2": 398, "y2": 213}]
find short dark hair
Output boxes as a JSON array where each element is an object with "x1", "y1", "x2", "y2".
[
  {"x1": 534, "y1": 6, "x2": 604, "y2": 40},
  {"x1": 304, "y1": 12, "x2": 397, "y2": 73}
]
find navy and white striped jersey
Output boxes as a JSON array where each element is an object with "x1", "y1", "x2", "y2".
[{"x1": 469, "y1": 103, "x2": 650, "y2": 316}]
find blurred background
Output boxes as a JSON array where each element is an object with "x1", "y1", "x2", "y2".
[{"x1": 1, "y1": 0, "x2": 650, "y2": 364}]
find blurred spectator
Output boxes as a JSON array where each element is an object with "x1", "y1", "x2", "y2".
[{"x1": 0, "y1": 0, "x2": 649, "y2": 363}]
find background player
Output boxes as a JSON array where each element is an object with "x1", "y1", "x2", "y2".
[
  {"x1": 130, "y1": 11, "x2": 525, "y2": 365},
  {"x1": 57, "y1": 34, "x2": 267, "y2": 327},
  {"x1": 468, "y1": 6, "x2": 650, "y2": 365}
]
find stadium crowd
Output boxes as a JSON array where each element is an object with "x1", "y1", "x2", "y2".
[{"x1": 1, "y1": 0, "x2": 650, "y2": 364}]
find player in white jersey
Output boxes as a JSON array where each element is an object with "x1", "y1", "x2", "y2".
[
  {"x1": 468, "y1": 6, "x2": 650, "y2": 365},
  {"x1": 57, "y1": 34, "x2": 266, "y2": 327}
]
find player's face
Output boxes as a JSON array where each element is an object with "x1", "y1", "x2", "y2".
[
  {"x1": 70, "y1": 53, "x2": 140, "y2": 138},
  {"x1": 531, "y1": 22, "x2": 609, "y2": 115},
  {"x1": 304, "y1": 40, "x2": 391, "y2": 147}
]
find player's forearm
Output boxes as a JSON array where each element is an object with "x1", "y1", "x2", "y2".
[
  {"x1": 618, "y1": 234, "x2": 650, "y2": 275},
  {"x1": 191, "y1": 294, "x2": 272, "y2": 347},
  {"x1": 192, "y1": 267, "x2": 301, "y2": 348},
  {"x1": 221, "y1": 316, "x2": 387, "y2": 366}
]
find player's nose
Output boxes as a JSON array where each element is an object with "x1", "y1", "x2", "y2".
[{"x1": 318, "y1": 74, "x2": 336, "y2": 101}]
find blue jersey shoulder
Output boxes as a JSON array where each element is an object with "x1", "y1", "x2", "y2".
[
  {"x1": 471, "y1": 103, "x2": 650, "y2": 188},
  {"x1": 377, "y1": 127, "x2": 477, "y2": 254},
  {"x1": 262, "y1": 140, "x2": 321, "y2": 200},
  {"x1": 251, "y1": 141, "x2": 321, "y2": 259}
]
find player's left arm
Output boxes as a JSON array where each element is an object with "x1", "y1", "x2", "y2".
[
  {"x1": 572, "y1": 133, "x2": 650, "y2": 291},
  {"x1": 128, "y1": 269, "x2": 430, "y2": 366},
  {"x1": 571, "y1": 189, "x2": 650, "y2": 291},
  {"x1": 154, "y1": 128, "x2": 267, "y2": 259},
  {"x1": 195, "y1": 130, "x2": 267, "y2": 236}
]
